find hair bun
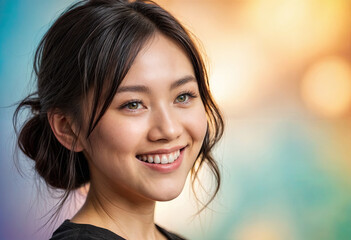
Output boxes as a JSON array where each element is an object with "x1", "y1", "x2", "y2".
[{"x1": 14, "y1": 97, "x2": 89, "y2": 190}]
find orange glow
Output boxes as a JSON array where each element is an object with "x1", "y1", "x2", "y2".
[
  {"x1": 301, "y1": 56, "x2": 351, "y2": 118},
  {"x1": 242, "y1": 0, "x2": 351, "y2": 62},
  {"x1": 156, "y1": 0, "x2": 351, "y2": 115},
  {"x1": 231, "y1": 217, "x2": 292, "y2": 240}
]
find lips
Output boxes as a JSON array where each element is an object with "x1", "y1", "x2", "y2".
[{"x1": 136, "y1": 146, "x2": 185, "y2": 164}]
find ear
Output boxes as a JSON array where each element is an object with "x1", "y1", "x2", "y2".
[{"x1": 47, "y1": 111, "x2": 84, "y2": 152}]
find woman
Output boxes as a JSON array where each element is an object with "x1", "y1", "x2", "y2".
[{"x1": 14, "y1": 0, "x2": 224, "y2": 239}]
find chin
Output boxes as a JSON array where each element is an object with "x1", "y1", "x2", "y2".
[
  {"x1": 148, "y1": 182, "x2": 186, "y2": 202},
  {"x1": 156, "y1": 190, "x2": 183, "y2": 202}
]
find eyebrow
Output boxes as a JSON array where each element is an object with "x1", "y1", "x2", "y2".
[
  {"x1": 116, "y1": 85, "x2": 150, "y2": 93},
  {"x1": 170, "y1": 75, "x2": 196, "y2": 90},
  {"x1": 116, "y1": 75, "x2": 196, "y2": 93}
]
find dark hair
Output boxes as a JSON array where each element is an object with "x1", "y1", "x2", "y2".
[{"x1": 13, "y1": 0, "x2": 224, "y2": 214}]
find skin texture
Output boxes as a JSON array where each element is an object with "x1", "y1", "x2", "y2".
[{"x1": 66, "y1": 33, "x2": 208, "y2": 239}]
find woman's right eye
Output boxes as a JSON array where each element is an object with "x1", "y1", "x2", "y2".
[{"x1": 120, "y1": 100, "x2": 143, "y2": 110}]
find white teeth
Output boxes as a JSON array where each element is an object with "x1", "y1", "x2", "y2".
[
  {"x1": 138, "y1": 149, "x2": 181, "y2": 164},
  {"x1": 161, "y1": 155, "x2": 168, "y2": 164},
  {"x1": 169, "y1": 153, "x2": 175, "y2": 163},
  {"x1": 154, "y1": 155, "x2": 161, "y2": 164}
]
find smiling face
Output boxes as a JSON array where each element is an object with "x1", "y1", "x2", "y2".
[{"x1": 79, "y1": 33, "x2": 208, "y2": 202}]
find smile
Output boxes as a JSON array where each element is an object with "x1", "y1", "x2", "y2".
[{"x1": 136, "y1": 148, "x2": 182, "y2": 164}]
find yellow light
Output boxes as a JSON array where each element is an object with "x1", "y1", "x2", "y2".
[
  {"x1": 231, "y1": 217, "x2": 292, "y2": 240},
  {"x1": 300, "y1": 56, "x2": 351, "y2": 118},
  {"x1": 243, "y1": 0, "x2": 351, "y2": 62}
]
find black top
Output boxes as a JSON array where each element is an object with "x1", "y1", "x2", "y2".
[{"x1": 50, "y1": 220, "x2": 186, "y2": 240}]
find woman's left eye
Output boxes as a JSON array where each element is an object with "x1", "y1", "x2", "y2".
[
  {"x1": 176, "y1": 94, "x2": 189, "y2": 103},
  {"x1": 175, "y1": 92, "x2": 197, "y2": 104}
]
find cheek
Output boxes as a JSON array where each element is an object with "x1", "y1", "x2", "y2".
[
  {"x1": 185, "y1": 103, "x2": 208, "y2": 144},
  {"x1": 86, "y1": 114, "x2": 148, "y2": 156}
]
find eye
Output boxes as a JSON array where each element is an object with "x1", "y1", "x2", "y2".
[
  {"x1": 176, "y1": 94, "x2": 189, "y2": 103},
  {"x1": 120, "y1": 100, "x2": 143, "y2": 110},
  {"x1": 126, "y1": 102, "x2": 141, "y2": 109},
  {"x1": 175, "y1": 91, "x2": 198, "y2": 104}
]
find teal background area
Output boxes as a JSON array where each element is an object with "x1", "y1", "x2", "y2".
[
  {"x1": 1, "y1": 1, "x2": 351, "y2": 240},
  {"x1": 0, "y1": 1, "x2": 72, "y2": 239}
]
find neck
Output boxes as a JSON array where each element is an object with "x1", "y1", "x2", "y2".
[{"x1": 71, "y1": 183, "x2": 164, "y2": 240}]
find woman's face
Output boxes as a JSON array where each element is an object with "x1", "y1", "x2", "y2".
[{"x1": 80, "y1": 33, "x2": 207, "y2": 202}]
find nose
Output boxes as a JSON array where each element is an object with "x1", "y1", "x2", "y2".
[{"x1": 147, "y1": 105, "x2": 183, "y2": 142}]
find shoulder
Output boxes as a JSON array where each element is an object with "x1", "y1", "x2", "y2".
[
  {"x1": 50, "y1": 220, "x2": 125, "y2": 240},
  {"x1": 156, "y1": 225, "x2": 187, "y2": 240}
]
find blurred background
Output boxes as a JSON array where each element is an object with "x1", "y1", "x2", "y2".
[{"x1": 1, "y1": 0, "x2": 351, "y2": 239}]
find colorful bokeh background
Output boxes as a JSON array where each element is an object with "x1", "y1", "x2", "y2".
[{"x1": 1, "y1": 0, "x2": 351, "y2": 239}]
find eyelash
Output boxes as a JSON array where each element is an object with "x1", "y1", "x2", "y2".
[
  {"x1": 119, "y1": 90, "x2": 198, "y2": 111},
  {"x1": 119, "y1": 99, "x2": 143, "y2": 111},
  {"x1": 175, "y1": 90, "x2": 198, "y2": 103}
]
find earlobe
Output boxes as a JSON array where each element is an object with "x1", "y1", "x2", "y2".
[{"x1": 47, "y1": 111, "x2": 84, "y2": 152}]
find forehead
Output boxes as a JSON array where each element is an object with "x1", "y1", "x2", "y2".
[{"x1": 119, "y1": 33, "x2": 195, "y2": 88}]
